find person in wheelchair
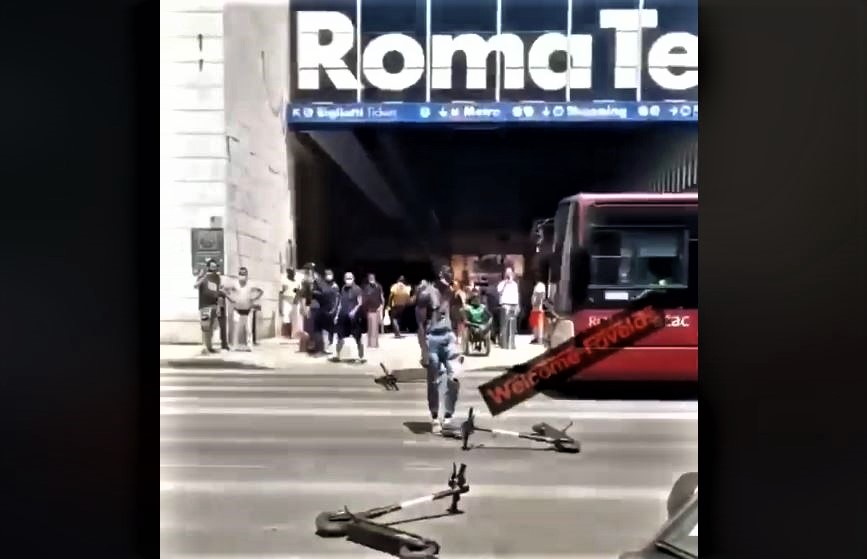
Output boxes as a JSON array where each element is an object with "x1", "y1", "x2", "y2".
[{"x1": 462, "y1": 290, "x2": 493, "y2": 356}]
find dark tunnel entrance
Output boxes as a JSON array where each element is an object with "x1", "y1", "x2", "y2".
[{"x1": 290, "y1": 122, "x2": 697, "y2": 331}]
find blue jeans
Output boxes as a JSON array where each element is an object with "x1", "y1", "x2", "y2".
[{"x1": 426, "y1": 332, "x2": 459, "y2": 420}]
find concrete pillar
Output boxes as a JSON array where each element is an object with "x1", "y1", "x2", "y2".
[
  {"x1": 160, "y1": 0, "x2": 229, "y2": 343},
  {"x1": 222, "y1": 0, "x2": 293, "y2": 341}
]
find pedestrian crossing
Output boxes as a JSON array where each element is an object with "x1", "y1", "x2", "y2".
[
  {"x1": 160, "y1": 363, "x2": 697, "y2": 558},
  {"x1": 159, "y1": 367, "x2": 698, "y2": 422}
]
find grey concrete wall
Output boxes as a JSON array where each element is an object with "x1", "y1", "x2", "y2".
[
  {"x1": 160, "y1": 0, "x2": 229, "y2": 343},
  {"x1": 222, "y1": 0, "x2": 293, "y2": 340}
]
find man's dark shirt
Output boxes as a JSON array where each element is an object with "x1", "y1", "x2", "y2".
[
  {"x1": 485, "y1": 284, "x2": 500, "y2": 309},
  {"x1": 339, "y1": 284, "x2": 363, "y2": 317},
  {"x1": 362, "y1": 282, "x2": 383, "y2": 312},
  {"x1": 198, "y1": 272, "x2": 221, "y2": 308},
  {"x1": 314, "y1": 279, "x2": 340, "y2": 315}
]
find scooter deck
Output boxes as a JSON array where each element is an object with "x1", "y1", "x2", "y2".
[{"x1": 343, "y1": 511, "x2": 441, "y2": 558}]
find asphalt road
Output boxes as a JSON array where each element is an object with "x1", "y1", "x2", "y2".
[{"x1": 160, "y1": 360, "x2": 698, "y2": 559}]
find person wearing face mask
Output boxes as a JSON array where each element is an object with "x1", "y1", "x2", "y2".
[
  {"x1": 223, "y1": 266, "x2": 264, "y2": 351},
  {"x1": 312, "y1": 269, "x2": 340, "y2": 356},
  {"x1": 332, "y1": 272, "x2": 365, "y2": 363},
  {"x1": 194, "y1": 258, "x2": 223, "y2": 354},
  {"x1": 496, "y1": 266, "x2": 520, "y2": 349}
]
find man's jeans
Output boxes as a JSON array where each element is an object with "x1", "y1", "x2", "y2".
[
  {"x1": 426, "y1": 332, "x2": 459, "y2": 420},
  {"x1": 500, "y1": 304, "x2": 518, "y2": 349},
  {"x1": 199, "y1": 305, "x2": 218, "y2": 350}
]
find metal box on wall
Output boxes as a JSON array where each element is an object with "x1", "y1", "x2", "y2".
[{"x1": 191, "y1": 228, "x2": 225, "y2": 274}]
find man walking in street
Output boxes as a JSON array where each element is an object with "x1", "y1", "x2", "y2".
[
  {"x1": 387, "y1": 275, "x2": 411, "y2": 338},
  {"x1": 417, "y1": 266, "x2": 462, "y2": 436},
  {"x1": 194, "y1": 258, "x2": 223, "y2": 354},
  {"x1": 362, "y1": 273, "x2": 384, "y2": 348},
  {"x1": 332, "y1": 272, "x2": 365, "y2": 363},
  {"x1": 497, "y1": 266, "x2": 521, "y2": 349},
  {"x1": 223, "y1": 266, "x2": 263, "y2": 352}
]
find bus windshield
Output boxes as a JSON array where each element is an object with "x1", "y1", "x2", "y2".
[
  {"x1": 549, "y1": 196, "x2": 698, "y2": 314},
  {"x1": 589, "y1": 227, "x2": 688, "y2": 289}
]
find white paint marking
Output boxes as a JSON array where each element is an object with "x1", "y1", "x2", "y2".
[
  {"x1": 689, "y1": 523, "x2": 698, "y2": 536},
  {"x1": 158, "y1": 406, "x2": 697, "y2": 421},
  {"x1": 160, "y1": 385, "x2": 389, "y2": 394},
  {"x1": 159, "y1": 368, "x2": 507, "y2": 378},
  {"x1": 159, "y1": 464, "x2": 267, "y2": 469},
  {"x1": 162, "y1": 554, "x2": 615, "y2": 559},
  {"x1": 159, "y1": 479, "x2": 670, "y2": 501},
  {"x1": 403, "y1": 462, "x2": 443, "y2": 472},
  {"x1": 159, "y1": 436, "x2": 697, "y2": 452}
]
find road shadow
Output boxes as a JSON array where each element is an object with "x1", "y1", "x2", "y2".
[
  {"x1": 402, "y1": 422, "x2": 462, "y2": 441},
  {"x1": 385, "y1": 511, "x2": 464, "y2": 527},
  {"x1": 403, "y1": 421, "x2": 433, "y2": 435}
]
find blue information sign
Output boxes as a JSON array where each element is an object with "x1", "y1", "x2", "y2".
[{"x1": 286, "y1": 101, "x2": 696, "y2": 127}]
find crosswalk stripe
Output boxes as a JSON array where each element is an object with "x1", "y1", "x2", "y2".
[
  {"x1": 159, "y1": 435, "x2": 698, "y2": 451},
  {"x1": 162, "y1": 554, "x2": 617, "y2": 559},
  {"x1": 159, "y1": 479, "x2": 671, "y2": 501},
  {"x1": 159, "y1": 405, "x2": 696, "y2": 420},
  {"x1": 159, "y1": 368, "x2": 506, "y2": 379}
]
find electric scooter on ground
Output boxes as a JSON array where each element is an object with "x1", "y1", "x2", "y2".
[
  {"x1": 374, "y1": 362, "x2": 400, "y2": 390},
  {"x1": 343, "y1": 509, "x2": 442, "y2": 559},
  {"x1": 459, "y1": 407, "x2": 581, "y2": 453},
  {"x1": 315, "y1": 463, "x2": 469, "y2": 537},
  {"x1": 374, "y1": 355, "x2": 465, "y2": 391}
]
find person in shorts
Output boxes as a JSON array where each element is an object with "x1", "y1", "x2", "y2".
[
  {"x1": 388, "y1": 275, "x2": 412, "y2": 338},
  {"x1": 194, "y1": 259, "x2": 223, "y2": 354},
  {"x1": 223, "y1": 267, "x2": 263, "y2": 351}
]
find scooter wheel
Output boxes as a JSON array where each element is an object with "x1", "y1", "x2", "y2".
[
  {"x1": 398, "y1": 541, "x2": 440, "y2": 559},
  {"x1": 483, "y1": 337, "x2": 491, "y2": 356},
  {"x1": 314, "y1": 510, "x2": 369, "y2": 537}
]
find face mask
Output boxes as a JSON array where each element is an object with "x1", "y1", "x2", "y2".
[
  {"x1": 325, "y1": 275, "x2": 333, "y2": 282},
  {"x1": 345, "y1": 279, "x2": 353, "y2": 286}
]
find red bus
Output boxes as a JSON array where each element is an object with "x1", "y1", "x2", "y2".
[{"x1": 545, "y1": 192, "x2": 698, "y2": 387}]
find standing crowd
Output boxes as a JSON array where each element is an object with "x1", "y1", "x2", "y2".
[
  {"x1": 196, "y1": 259, "x2": 547, "y2": 368},
  {"x1": 195, "y1": 259, "x2": 548, "y2": 437}
]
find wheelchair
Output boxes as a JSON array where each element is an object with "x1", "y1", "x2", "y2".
[{"x1": 462, "y1": 320, "x2": 492, "y2": 356}]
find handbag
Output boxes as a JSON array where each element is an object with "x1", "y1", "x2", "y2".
[{"x1": 382, "y1": 310, "x2": 391, "y2": 327}]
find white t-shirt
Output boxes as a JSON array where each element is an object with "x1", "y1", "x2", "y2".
[
  {"x1": 497, "y1": 279, "x2": 520, "y2": 306},
  {"x1": 531, "y1": 282, "x2": 546, "y2": 309},
  {"x1": 281, "y1": 278, "x2": 299, "y2": 303}
]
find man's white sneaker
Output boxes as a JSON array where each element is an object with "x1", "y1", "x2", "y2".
[{"x1": 431, "y1": 419, "x2": 442, "y2": 435}]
